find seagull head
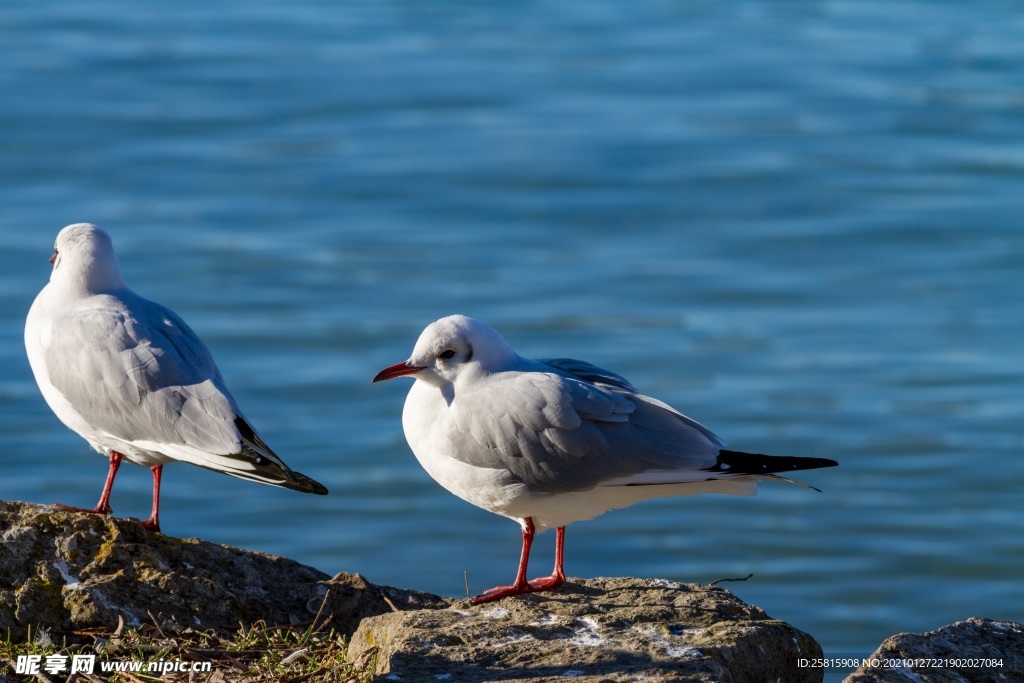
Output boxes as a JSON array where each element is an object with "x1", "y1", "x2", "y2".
[
  {"x1": 48, "y1": 223, "x2": 126, "y2": 293},
  {"x1": 373, "y1": 315, "x2": 518, "y2": 387}
]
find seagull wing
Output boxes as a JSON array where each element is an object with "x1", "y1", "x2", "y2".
[
  {"x1": 445, "y1": 358, "x2": 727, "y2": 493},
  {"x1": 44, "y1": 293, "x2": 239, "y2": 451},
  {"x1": 538, "y1": 357, "x2": 639, "y2": 393},
  {"x1": 43, "y1": 292, "x2": 326, "y2": 493}
]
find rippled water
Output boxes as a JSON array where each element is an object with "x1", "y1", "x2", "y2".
[{"x1": 1, "y1": 0, "x2": 1022, "y2": 674}]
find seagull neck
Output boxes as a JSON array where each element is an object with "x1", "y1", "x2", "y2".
[{"x1": 52, "y1": 254, "x2": 127, "y2": 295}]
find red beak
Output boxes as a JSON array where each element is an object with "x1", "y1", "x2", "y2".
[
  {"x1": 49, "y1": 252, "x2": 57, "y2": 264},
  {"x1": 373, "y1": 362, "x2": 425, "y2": 383}
]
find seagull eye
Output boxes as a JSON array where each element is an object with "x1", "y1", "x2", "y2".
[{"x1": 438, "y1": 349, "x2": 456, "y2": 360}]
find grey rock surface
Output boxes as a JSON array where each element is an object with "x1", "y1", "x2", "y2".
[
  {"x1": 844, "y1": 617, "x2": 1024, "y2": 683},
  {"x1": 0, "y1": 499, "x2": 448, "y2": 639},
  {"x1": 0, "y1": 499, "x2": 840, "y2": 682},
  {"x1": 348, "y1": 576, "x2": 825, "y2": 683}
]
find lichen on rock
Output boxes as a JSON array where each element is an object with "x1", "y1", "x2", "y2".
[{"x1": 0, "y1": 499, "x2": 447, "y2": 640}]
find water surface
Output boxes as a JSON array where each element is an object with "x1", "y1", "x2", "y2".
[{"x1": 1, "y1": 1, "x2": 1022, "y2": 675}]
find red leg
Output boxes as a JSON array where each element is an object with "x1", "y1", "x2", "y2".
[
  {"x1": 140, "y1": 465, "x2": 162, "y2": 533},
  {"x1": 527, "y1": 525, "x2": 566, "y2": 592},
  {"x1": 473, "y1": 518, "x2": 535, "y2": 603},
  {"x1": 472, "y1": 520, "x2": 567, "y2": 603},
  {"x1": 55, "y1": 451, "x2": 122, "y2": 516}
]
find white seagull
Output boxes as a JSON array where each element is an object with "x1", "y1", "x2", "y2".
[
  {"x1": 25, "y1": 223, "x2": 327, "y2": 533},
  {"x1": 374, "y1": 314, "x2": 837, "y2": 603}
]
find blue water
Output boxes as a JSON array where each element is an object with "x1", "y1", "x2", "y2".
[{"x1": 1, "y1": 0, "x2": 1022, "y2": 676}]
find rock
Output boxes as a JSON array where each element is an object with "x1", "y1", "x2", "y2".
[
  {"x1": 348, "y1": 576, "x2": 824, "y2": 683},
  {"x1": 844, "y1": 618, "x2": 1024, "y2": 683},
  {"x1": 2, "y1": 499, "x2": 829, "y2": 681},
  {"x1": 0, "y1": 500, "x2": 449, "y2": 640}
]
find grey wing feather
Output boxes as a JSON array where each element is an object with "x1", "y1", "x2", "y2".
[
  {"x1": 45, "y1": 293, "x2": 328, "y2": 494},
  {"x1": 539, "y1": 357, "x2": 639, "y2": 393},
  {"x1": 542, "y1": 355, "x2": 725, "y2": 452},
  {"x1": 447, "y1": 363, "x2": 726, "y2": 493},
  {"x1": 46, "y1": 293, "x2": 242, "y2": 454}
]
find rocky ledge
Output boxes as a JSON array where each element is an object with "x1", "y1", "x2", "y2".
[
  {"x1": 0, "y1": 499, "x2": 447, "y2": 640},
  {"x1": 350, "y1": 577, "x2": 822, "y2": 682},
  {"x1": 1, "y1": 499, "x2": 822, "y2": 681},
  {"x1": 3, "y1": 499, "x2": 1020, "y2": 682}
]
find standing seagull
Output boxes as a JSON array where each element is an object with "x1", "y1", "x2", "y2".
[
  {"x1": 374, "y1": 315, "x2": 837, "y2": 603},
  {"x1": 25, "y1": 223, "x2": 327, "y2": 533}
]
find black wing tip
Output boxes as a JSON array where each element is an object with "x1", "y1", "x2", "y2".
[
  {"x1": 234, "y1": 417, "x2": 329, "y2": 495},
  {"x1": 711, "y1": 449, "x2": 838, "y2": 475},
  {"x1": 291, "y1": 471, "x2": 329, "y2": 495},
  {"x1": 271, "y1": 470, "x2": 328, "y2": 495}
]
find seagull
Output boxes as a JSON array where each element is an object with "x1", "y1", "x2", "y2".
[
  {"x1": 24, "y1": 223, "x2": 327, "y2": 533},
  {"x1": 373, "y1": 314, "x2": 837, "y2": 603}
]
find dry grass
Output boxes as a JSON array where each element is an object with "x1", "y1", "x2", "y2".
[{"x1": 0, "y1": 616, "x2": 377, "y2": 683}]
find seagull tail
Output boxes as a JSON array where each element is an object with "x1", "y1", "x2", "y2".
[{"x1": 705, "y1": 449, "x2": 837, "y2": 491}]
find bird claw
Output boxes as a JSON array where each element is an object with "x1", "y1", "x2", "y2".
[
  {"x1": 527, "y1": 574, "x2": 565, "y2": 592},
  {"x1": 472, "y1": 574, "x2": 565, "y2": 604},
  {"x1": 472, "y1": 584, "x2": 526, "y2": 604}
]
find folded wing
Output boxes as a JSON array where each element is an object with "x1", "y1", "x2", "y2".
[
  {"x1": 444, "y1": 358, "x2": 729, "y2": 493},
  {"x1": 44, "y1": 293, "x2": 326, "y2": 493}
]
